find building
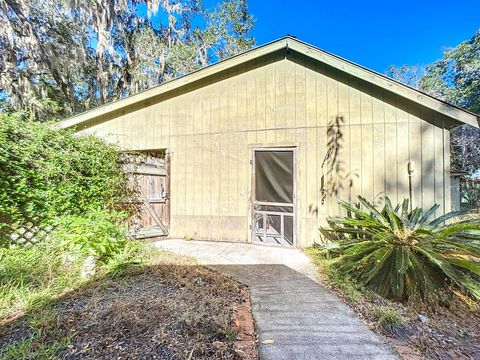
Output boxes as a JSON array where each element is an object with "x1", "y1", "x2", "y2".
[{"x1": 59, "y1": 36, "x2": 479, "y2": 247}]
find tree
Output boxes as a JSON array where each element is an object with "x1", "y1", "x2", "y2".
[
  {"x1": 0, "y1": 0, "x2": 254, "y2": 119},
  {"x1": 387, "y1": 30, "x2": 480, "y2": 175}
]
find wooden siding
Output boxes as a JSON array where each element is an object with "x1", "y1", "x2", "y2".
[{"x1": 79, "y1": 50, "x2": 451, "y2": 247}]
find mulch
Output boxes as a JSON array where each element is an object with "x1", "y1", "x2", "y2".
[{"x1": 0, "y1": 264, "x2": 258, "y2": 359}]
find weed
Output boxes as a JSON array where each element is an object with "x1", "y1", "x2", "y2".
[{"x1": 374, "y1": 306, "x2": 402, "y2": 333}]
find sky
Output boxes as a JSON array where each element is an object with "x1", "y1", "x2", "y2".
[{"x1": 230, "y1": 0, "x2": 480, "y2": 73}]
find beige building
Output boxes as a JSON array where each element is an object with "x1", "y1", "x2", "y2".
[{"x1": 60, "y1": 37, "x2": 479, "y2": 248}]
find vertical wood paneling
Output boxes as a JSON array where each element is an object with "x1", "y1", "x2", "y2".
[
  {"x1": 193, "y1": 135, "x2": 202, "y2": 217},
  {"x1": 384, "y1": 92, "x2": 397, "y2": 203},
  {"x1": 315, "y1": 62, "x2": 327, "y2": 127},
  {"x1": 295, "y1": 53, "x2": 306, "y2": 129},
  {"x1": 185, "y1": 85, "x2": 194, "y2": 135},
  {"x1": 237, "y1": 64, "x2": 247, "y2": 132},
  {"x1": 193, "y1": 87, "x2": 202, "y2": 135},
  {"x1": 218, "y1": 74, "x2": 229, "y2": 133},
  {"x1": 218, "y1": 134, "x2": 228, "y2": 214},
  {"x1": 202, "y1": 80, "x2": 211, "y2": 135},
  {"x1": 265, "y1": 54, "x2": 276, "y2": 130},
  {"x1": 360, "y1": 83, "x2": 374, "y2": 202},
  {"x1": 237, "y1": 132, "x2": 248, "y2": 216},
  {"x1": 228, "y1": 133, "x2": 238, "y2": 215},
  {"x1": 305, "y1": 58, "x2": 316, "y2": 128},
  {"x1": 285, "y1": 56, "x2": 296, "y2": 129},
  {"x1": 185, "y1": 135, "x2": 194, "y2": 215},
  {"x1": 177, "y1": 133, "x2": 186, "y2": 229},
  {"x1": 211, "y1": 74, "x2": 220, "y2": 134},
  {"x1": 211, "y1": 134, "x2": 220, "y2": 216},
  {"x1": 326, "y1": 66, "x2": 338, "y2": 215},
  {"x1": 373, "y1": 93, "x2": 385, "y2": 205},
  {"x1": 409, "y1": 111, "x2": 423, "y2": 210},
  {"x1": 422, "y1": 121, "x2": 435, "y2": 209},
  {"x1": 84, "y1": 54, "x2": 453, "y2": 246},
  {"x1": 337, "y1": 71, "x2": 350, "y2": 205},
  {"x1": 396, "y1": 99, "x2": 410, "y2": 203},
  {"x1": 255, "y1": 57, "x2": 266, "y2": 131},
  {"x1": 228, "y1": 68, "x2": 238, "y2": 133},
  {"x1": 246, "y1": 61, "x2": 256, "y2": 131},
  {"x1": 443, "y1": 128, "x2": 451, "y2": 212},
  {"x1": 434, "y1": 126, "x2": 445, "y2": 214},
  {"x1": 275, "y1": 51, "x2": 286, "y2": 135},
  {"x1": 203, "y1": 133, "x2": 211, "y2": 217}
]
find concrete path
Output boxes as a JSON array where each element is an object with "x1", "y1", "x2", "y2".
[{"x1": 153, "y1": 240, "x2": 397, "y2": 360}]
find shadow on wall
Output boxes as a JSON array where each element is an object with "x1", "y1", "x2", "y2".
[
  {"x1": 320, "y1": 116, "x2": 360, "y2": 206},
  {"x1": 311, "y1": 113, "x2": 440, "y2": 219}
]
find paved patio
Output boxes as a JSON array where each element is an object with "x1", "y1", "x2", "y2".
[{"x1": 152, "y1": 240, "x2": 398, "y2": 360}]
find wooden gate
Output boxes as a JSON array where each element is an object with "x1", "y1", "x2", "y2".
[{"x1": 125, "y1": 152, "x2": 170, "y2": 239}]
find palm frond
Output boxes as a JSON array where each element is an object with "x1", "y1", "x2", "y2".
[{"x1": 320, "y1": 196, "x2": 480, "y2": 301}]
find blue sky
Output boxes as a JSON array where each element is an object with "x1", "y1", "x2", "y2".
[{"x1": 230, "y1": 0, "x2": 479, "y2": 73}]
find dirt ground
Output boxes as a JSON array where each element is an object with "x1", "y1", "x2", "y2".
[
  {"x1": 325, "y1": 281, "x2": 480, "y2": 360},
  {"x1": 0, "y1": 254, "x2": 258, "y2": 359}
]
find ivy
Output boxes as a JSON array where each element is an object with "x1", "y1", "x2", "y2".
[{"x1": 0, "y1": 112, "x2": 132, "y2": 246}]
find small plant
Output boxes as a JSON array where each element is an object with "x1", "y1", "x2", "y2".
[
  {"x1": 374, "y1": 306, "x2": 402, "y2": 333},
  {"x1": 320, "y1": 196, "x2": 480, "y2": 302},
  {"x1": 54, "y1": 208, "x2": 129, "y2": 263}
]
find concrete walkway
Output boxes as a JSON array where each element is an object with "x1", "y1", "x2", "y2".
[{"x1": 153, "y1": 240, "x2": 397, "y2": 360}]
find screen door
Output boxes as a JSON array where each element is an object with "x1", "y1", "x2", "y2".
[{"x1": 252, "y1": 149, "x2": 295, "y2": 246}]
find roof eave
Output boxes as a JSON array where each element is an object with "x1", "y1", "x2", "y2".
[
  {"x1": 285, "y1": 37, "x2": 479, "y2": 129},
  {"x1": 58, "y1": 38, "x2": 289, "y2": 130},
  {"x1": 58, "y1": 36, "x2": 479, "y2": 130}
]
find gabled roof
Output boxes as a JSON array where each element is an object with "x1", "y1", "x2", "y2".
[{"x1": 59, "y1": 36, "x2": 479, "y2": 130}]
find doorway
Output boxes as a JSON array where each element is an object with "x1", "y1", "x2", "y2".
[{"x1": 251, "y1": 148, "x2": 295, "y2": 246}]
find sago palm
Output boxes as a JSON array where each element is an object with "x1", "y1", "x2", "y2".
[{"x1": 320, "y1": 196, "x2": 480, "y2": 301}]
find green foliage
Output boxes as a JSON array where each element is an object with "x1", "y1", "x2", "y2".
[
  {"x1": 374, "y1": 306, "x2": 402, "y2": 332},
  {"x1": 387, "y1": 30, "x2": 480, "y2": 175},
  {"x1": 306, "y1": 247, "x2": 362, "y2": 303},
  {"x1": 0, "y1": 112, "x2": 132, "y2": 246},
  {"x1": 320, "y1": 196, "x2": 480, "y2": 302},
  {"x1": 54, "y1": 209, "x2": 129, "y2": 263},
  {"x1": 0, "y1": 238, "x2": 147, "y2": 359},
  {"x1": 419, "y1": 30, "x2": 480, "y2": 114},
  {"x1": 1, "y1": 334, "x2": 70, "y2": 360},
  {"x1": 0, "y1": 241, "x2": 81, "y2": 320},
  {"x1": 0, "y1": 0, "x2": 254, "y2": 118}
]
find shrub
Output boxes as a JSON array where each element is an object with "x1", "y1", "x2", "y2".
[
  {"x1": 0, "y1": 112, "x2": 133, "y2": 246},
  {"x1": 320, "y1": 196, "x2": 480, "y2": 301},
  {"x1": 54, "y1": 208, "x2": 129, "y2": 263}
]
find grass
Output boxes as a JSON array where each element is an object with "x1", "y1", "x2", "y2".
[
  {"x1": 374, "y1": 306, "x2": 402, "y2": 332},
  {"x1": 304, "y1": 247, "x2": 362, "y2": 303},
  {"x1": 0, "y1": 240, "x2": 129, "y2": 359},
  {"x1": 0, "y1": 241, "x2": 249, "y2": 359},
  {"x1": 0, "y1": 242, "x2": 83, "y2": 322}
]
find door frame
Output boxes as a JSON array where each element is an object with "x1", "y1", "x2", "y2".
[{"x1": 249, "y1": 146, "x2": 297, "y2": 247}]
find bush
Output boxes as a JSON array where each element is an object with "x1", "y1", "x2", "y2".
[
  {"x1": 54, "y1": 208, "x2": 129, "y2": 263},
  {"x1": 0, "y1": 112, "x2": 133, "y2": 246},
  {"x1": 319, "y1": 196, "x2": 480, "y2": 302}
]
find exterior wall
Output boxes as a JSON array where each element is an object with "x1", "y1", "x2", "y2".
[
  {"x1": 79, "y1": 50, "x2": 451, "y2": 247},
  {"x1": 450, "y1": 177, "x2": 461, "y2": 211}
]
